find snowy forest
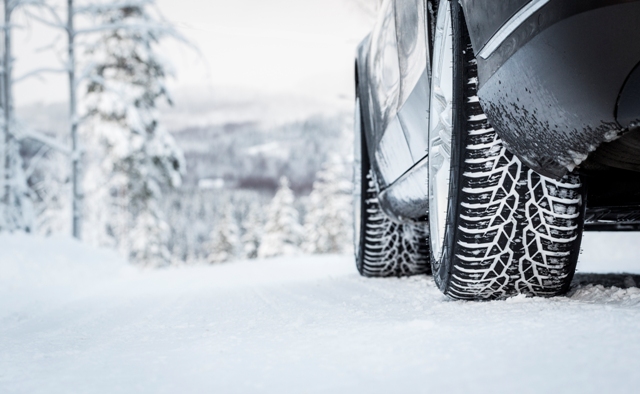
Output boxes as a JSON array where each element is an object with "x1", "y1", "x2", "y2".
[{"x1": 1, "y1": 0, "x2": 358, "y2": 267}]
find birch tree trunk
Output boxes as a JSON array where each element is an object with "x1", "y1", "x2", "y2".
[
  {"x1": 0, "y1": 8, "x2": 5, "y2": 224},
  {"x1": 2, "y1": 0, "x2": 10, "y2": 221},
  {"x1": 68, "y1": 0, "x2": 81, "y2": 239}
]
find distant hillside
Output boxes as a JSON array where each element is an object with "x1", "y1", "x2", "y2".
[
  {"x1": 173, "y1": 112, "x2": 351, "y2": 194},
  {"x1": 159, "y1": 86, "x2": 354, "y2": 194},
  {"x1": 16, "y1": 88, "x2": 354, "y2": 195}
]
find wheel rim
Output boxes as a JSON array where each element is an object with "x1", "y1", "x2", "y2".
[
  {"x1": 428, "y1": 0, "x2": 454, "y2": 263},
  {"x1": 353, "y1": 97, "x2": 363, "y2": 258}
]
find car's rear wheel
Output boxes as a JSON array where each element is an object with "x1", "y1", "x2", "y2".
[
  {"x1": 354, "y1": 97, "x2": 430, "y2": 277},
  {"x1": 428, "y1": 0, "x2": 586, "y2": 299}
]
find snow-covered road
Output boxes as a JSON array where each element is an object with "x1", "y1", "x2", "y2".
[{"x1": 2, "y1": 234, "x2": 640, "y2": 393}]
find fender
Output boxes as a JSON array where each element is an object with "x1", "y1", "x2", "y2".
[{"x1": 460, "y1": 0, "x2": 640, "y2": 179}]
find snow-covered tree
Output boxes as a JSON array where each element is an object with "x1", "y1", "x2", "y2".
[
  {"x1": 207, "y1": 206, "x2": 240, "y2": 264},
  {"x1": 241, "y1": 202, "x2": 263, "y2": 260},
  {"x1": 0, "y1": 0, "x2": 39, "y2": 233},
  {"x1": 129, "y1": 208, "x2": 172, "y2": 266},
  {"x1": 258, "y1": 177, "x2": 302, "y2": 259},
  {"x1": 83, "y1": 1, "x2": 184, "y2": 265},
  {"x1": 303, "y1": 154, "x2": 353, "y2": 254},
  {"x1": 32, "y1": 150, "x2": 71, "y2": 236},
  {"x1": 0, "y1": 137, "x2": 34, "y2": 232}
]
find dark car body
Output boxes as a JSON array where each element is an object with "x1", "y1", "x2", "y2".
[{"x1": 356, "y1": 0, "x2": 640, "y2": 228}]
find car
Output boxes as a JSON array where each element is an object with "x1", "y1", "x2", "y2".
[{"x1": 353, "y1": 0, "x2": 640, "y2": 300}]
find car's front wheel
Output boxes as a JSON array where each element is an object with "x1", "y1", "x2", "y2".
[{"x1": 428, "y1": 0, "x2": 586, "y2": 300}]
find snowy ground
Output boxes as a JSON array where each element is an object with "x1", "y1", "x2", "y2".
[{"x1": 2, "y1": 233, "x2": 640, "y2": 393}]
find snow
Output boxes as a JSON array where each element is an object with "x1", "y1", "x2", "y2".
[
  {"x1": 2, "y1": 233, "x2": 640, "y2": 393},
  {"x1": 0, "y1": 234, "x2": 130, "y2": 318},
  {"x1": 579, "y1": 232, "x2": 640, "y2": 273}
]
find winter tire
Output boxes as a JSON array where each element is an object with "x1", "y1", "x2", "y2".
[
  {"x1": 427, "y1": 0, "x2": 586, "y2": 300},
  {"x1": 354, "y1": 97, "x2": 430, "y2": 277}
]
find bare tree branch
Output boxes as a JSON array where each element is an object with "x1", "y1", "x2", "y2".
[
  {"x1": 14, "y1": 67, "x2": 70, "y2": 83},
  {"x1": 14, "y1": 126, "x2": 72, "y2": 156}
]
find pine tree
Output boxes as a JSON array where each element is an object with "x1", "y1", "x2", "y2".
[
  {"x1": 258, "y1": 177, "x2": 302, "y2": 259},
  {"x1": 303, "y1": 154, "x2": 353, "y2": 254},
  {"x1": 207, "y1": 206, "x2": 240, "y2": 264},
  {"x1": 84, "y1": 2, "x2": 184, "y2": 266},
  {"x1": 130, "y1": 208, "x2": 171, "y2": 266},
  {"x1": 33, "y1": 150, "x2": 71, "y2": 236},
  {"x1": 241, "y1": 202, "x2": 263, "y2": 260},
  {"x1": 0, "y1": 138, "x2": 34, "y2": 232}
]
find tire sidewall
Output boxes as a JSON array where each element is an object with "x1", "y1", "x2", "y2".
[
  {"x1": 431, "y1": 1, "x2": 468, "y2": 292},
  {"x1": 355, "y1": 96, "x2": 369, "y2": 274}
]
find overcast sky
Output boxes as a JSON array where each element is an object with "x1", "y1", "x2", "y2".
[{"x1": 13, "y1": 0, "x2": 376, "y2": 108}]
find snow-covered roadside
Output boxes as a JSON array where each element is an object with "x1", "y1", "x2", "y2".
[
  {"x1": 1, "y1": 234, "x2": 640, "y2": 394},
  {"x1": 0, "y1": 234, "x2": 126, "y2": 287},
  {"x1": 0, "y1": 234, "x2": 130, "y2": 316}
]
